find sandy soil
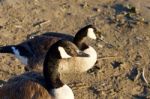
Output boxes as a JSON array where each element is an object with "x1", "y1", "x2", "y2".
[{"x1": 0, "y1": 0, "x2": 150, "y2": 99}]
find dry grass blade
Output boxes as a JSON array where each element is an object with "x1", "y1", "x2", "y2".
[
  {"x1": 97, "y1": 56, "x2": 122, "y2": 60},
  {"x1": 69, "y1": 82, "x2": 89, "y2": 90},
  {"x1": 142, "y1": 67, "x2": 149, "y2": 84}
]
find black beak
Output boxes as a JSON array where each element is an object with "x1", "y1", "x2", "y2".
[
  {"x1": 95, "y1": 31, "x2": 101, "y2": 40},
  {"x1": 77, "y1": 51, "x2": 89, "y2": 57}
]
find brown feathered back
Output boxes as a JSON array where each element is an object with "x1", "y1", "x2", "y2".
[{"x1": 0, "y1": 80, "x2": 52, "y2": 99}]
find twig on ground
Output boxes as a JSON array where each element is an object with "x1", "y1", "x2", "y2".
[
  {"x1": 33, "y1": 20, "x2": 50, "y2": 27},
  {"x1": 69, "y1": 82, "x2": 89, "y2": 90},
  {"x1": 97, "y1": 56, "x2": 122, "y2": 60},
  {"x1": 14, "y1": 25, "x2": 23, "y2": 28},
  {"x1": 142, "y1": 67, "x2": 149, "y2": 84}
]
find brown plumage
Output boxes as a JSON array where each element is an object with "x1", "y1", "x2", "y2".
[{"x1": 0, "y1": 79, "x2": 52, "y2": 99}]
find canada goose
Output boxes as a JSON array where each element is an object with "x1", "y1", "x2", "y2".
[
  {"x1": 73, "y1": 25, "x2": 97, "y2": 72},
  {"x1": 0, "y1": 40, "x2": 88, "y2": 99},
  {"x1": 0, "y1": 25, "x2": 97, "y2": 72}
]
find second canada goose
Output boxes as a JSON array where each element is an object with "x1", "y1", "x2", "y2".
[
  {"x1": 0, "y1": 40, "x2": 88, "y2": 99},
  {"x1": 0, "y1": 25, "x2": 97, "y2": 72},
  {"x1": 73, "y1": 25, "x2": 97, "y2": 72}
]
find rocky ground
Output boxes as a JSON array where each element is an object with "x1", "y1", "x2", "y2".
[{"x1": 0, "y1": 0, "x2": 150, "y2": 99}]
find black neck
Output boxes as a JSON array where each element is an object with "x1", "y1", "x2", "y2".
[
  {"x1": 43, "y1": 55, "x2": 63, "y2": 90},
  {"x1": 73, "y1": 35, "x2": 89, "y2": 51},
  {"x1": 0, "y1": 45, "x2": 14, "y2": 54}
]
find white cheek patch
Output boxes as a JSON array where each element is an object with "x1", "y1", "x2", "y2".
[
  {"x1": 58, "y1": 47, "x2": 71, "y2": 58},
  {"x1": 11, "y1": 47, "x2": 28, "y2": 65},
  {"x1": 87, "y1": 28, "x2": 97, "y2": 39}
]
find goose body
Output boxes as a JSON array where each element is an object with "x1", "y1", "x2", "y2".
[
  {"x1": 0, "y1": 25, "x2": 98, "y2": 72},
  {"x1": 0, "y1": 80, "x2": 52, "y2": 99},
  {"x1": 0, "y1": 40, "x2": 86, "y2": 99}
]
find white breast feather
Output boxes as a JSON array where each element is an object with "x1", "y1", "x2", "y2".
[
  {"x1": 52, "y1": 84, "x2": 74, "y2": 99},
  {"x1": 81, "y1": 46, "x2": 97, "y2": 71}
]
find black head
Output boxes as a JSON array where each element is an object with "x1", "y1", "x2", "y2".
[
  {"x1": 74, "y1": 25, "x2": 97, "y2": 43},
  {"x1": 73, "y1": 25, "x2": 97, "y2": 50}
]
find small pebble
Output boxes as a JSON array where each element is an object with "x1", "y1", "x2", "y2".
[
  {"x1": 80, "y1": 2, "x2": 88, "y2": 8},
  {"x1": 93, "y1": 8, "x2": 101, "y2": 12},
  {"x1": 97, "y1": 44, "x2": 103, "y2": 48}
]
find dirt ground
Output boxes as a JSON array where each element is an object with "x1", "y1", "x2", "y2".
[{"x1": 0, "y1": 0, "x2": 150, "y2": 99}]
